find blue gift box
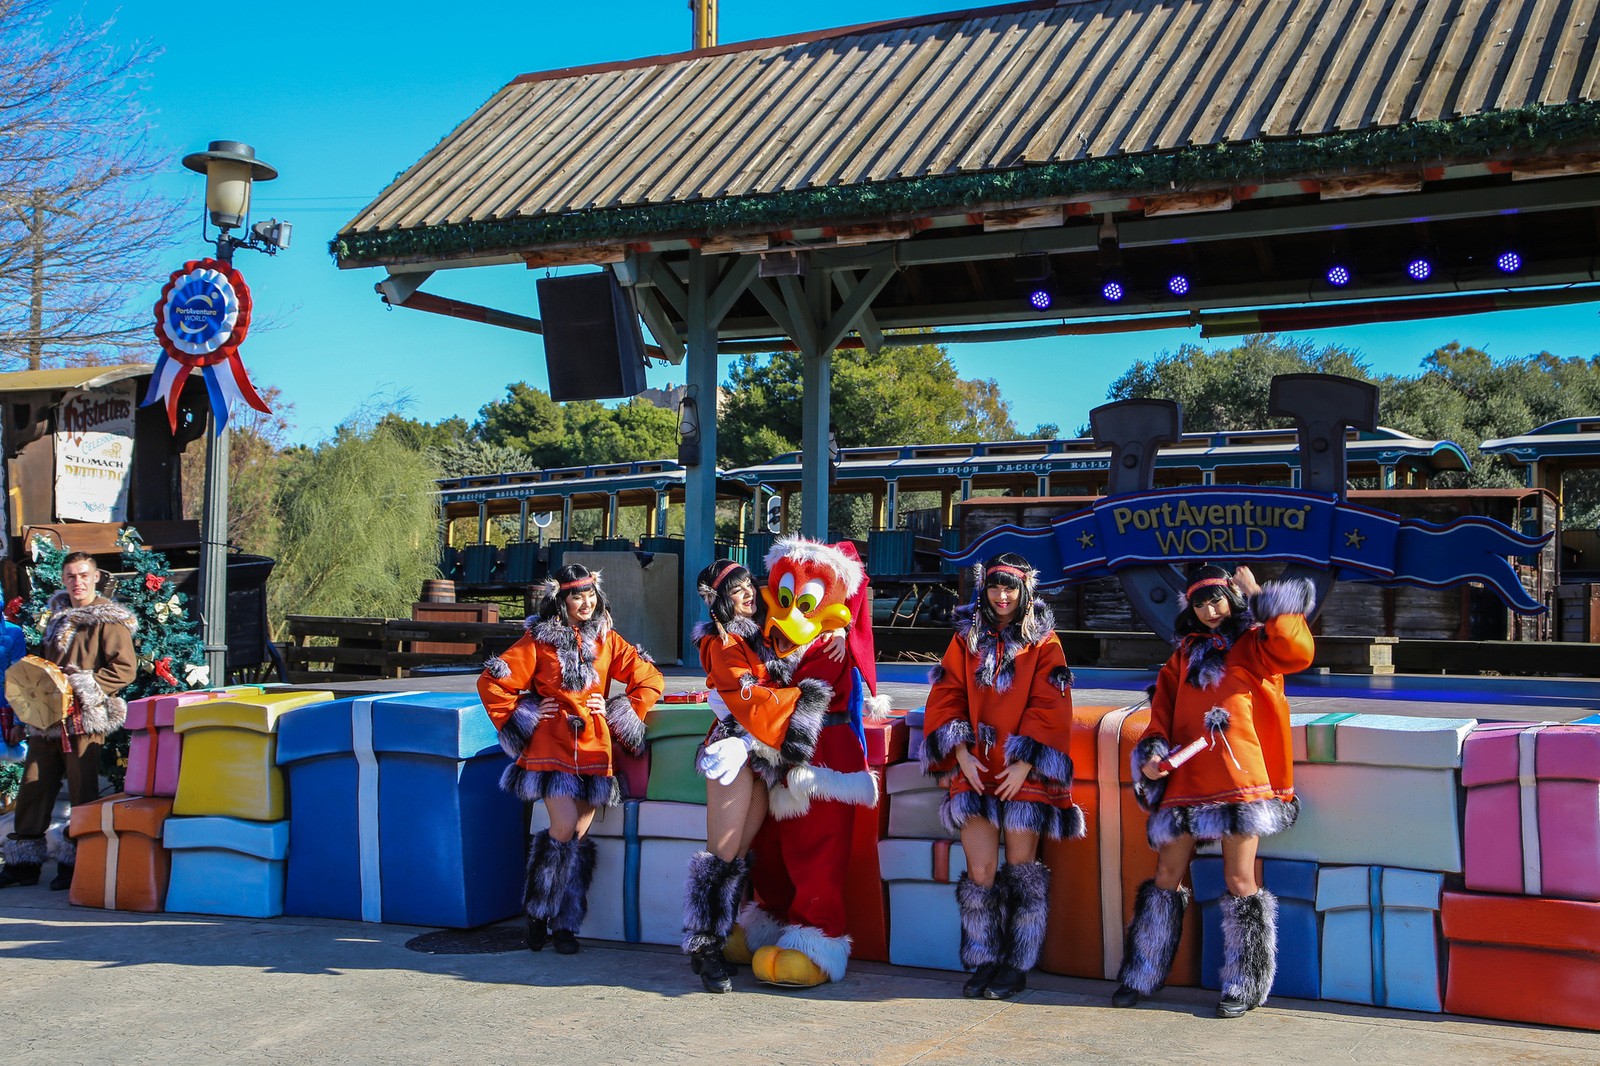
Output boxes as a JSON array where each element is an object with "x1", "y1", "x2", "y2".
[
  {"x1": 164, "y1": 815, "x2": 289, "y2": 918},
  {"x1": 1316, "y1": 865, "x2": 1445, "y2": 1012},
  {"x1": 275, "y1": 692, "x2": 523, "y2": 928},
  {"x1": 1193, "y1": 856, "x2": 1320, "y2": 1000}
]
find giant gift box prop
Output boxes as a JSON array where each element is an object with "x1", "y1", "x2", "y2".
[
  {"x1": 1462, "y1": 722, "x2": 1600, "y2": 901},
  {"x1": 847, "y1": 718, "x2": 904, "y2": 964},
  {"x1": 884, "y1": 761, "x2": 951, "y2": 840},
  {"x1": 644, "y1": 704, "x2": 715, "y2": 804},
  {"x1": 173, "y1": 691, "x2": 333, "y2": 820},
  {"x1": 878, "y1": 838, "x2": 1000, "y2": 970},
  {"x1": 67, "y1": 793, "x2": 173, "y2": 912},
  {"x1": 1193, "y1": 856, "x2": 1320, "y2": 1000},
  {"x1": 1038, "y1": 705, "x2": 1201, "y2": 986},
  {"x1": 906, "y1": 707, "x2": 925, "y2": 762},
  {"x1": 1317, "y1": 865, "x2": 1445, "y2": 1012},
  {"x1": 163, "y1": 815, "x2": 289, "y2": 918},
  {"x1": 276, "y1": 692, "x2": 524, "y2": 927},
  {"x1": 124, "y1": 686, "x2": 268, "y2": 798},
  {"x1": 1257, "y1": 713, "x2": 1474, "y2": 873},
  {"x1": 1443, "y1": 890, "x2": 1600, "y2": 1031}
]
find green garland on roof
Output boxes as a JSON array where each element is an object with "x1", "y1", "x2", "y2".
[{"x1": 330, "y1": 100, "x2": 1600, "y2": 264}]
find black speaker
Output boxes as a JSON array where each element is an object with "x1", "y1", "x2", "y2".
[{"x1": 537, "y1": 272, "x2": 649, "y2": 401}]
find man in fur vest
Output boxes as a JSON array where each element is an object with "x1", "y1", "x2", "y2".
[{"x1": 1, "y1": 552, "x2": 137, "y2": 889}]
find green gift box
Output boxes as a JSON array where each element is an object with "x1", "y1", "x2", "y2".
[{"x1": 644, "y1": 704, "x2": 715, "y2": 804}]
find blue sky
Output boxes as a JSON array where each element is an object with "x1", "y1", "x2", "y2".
[{"x1": 55, "y1": 0, "x2": 1600, "y2": 445}]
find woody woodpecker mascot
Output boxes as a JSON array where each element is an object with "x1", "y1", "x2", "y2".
[{"x1": 718, "y1": 538, "x2": 886, "y2": 987}]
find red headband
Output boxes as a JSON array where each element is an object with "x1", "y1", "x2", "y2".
[
  {"x1": 559, "y1": 577, "x2": 596, "y2": 591},
  {"x1": 1187, "y1": 576, "x2": 1230, "y2": 596},
  {"x1": 711, "y1": 563, "x2": 741, "y2": 588},
  {"x1": 986, "y1": 565, "x2": 1029, "y2": 581}
]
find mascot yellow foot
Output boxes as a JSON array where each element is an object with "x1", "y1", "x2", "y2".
[
  {"x1": 751, "y1": 945, "x2": 831, "y2": 988},
  {"x1": 722, "y1": 924, "x2": 754, "y2": 964}
]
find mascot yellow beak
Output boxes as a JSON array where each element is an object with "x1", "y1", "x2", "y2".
[{"x1": 761, "y1": 588, "x2": 851, "y2": 654}]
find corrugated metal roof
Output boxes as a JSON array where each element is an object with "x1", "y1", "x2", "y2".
[
  {"x1": 0, "y1": 365, "x2": 152, "y2": 394},
  {"x1": 342, "y1": 0, "x2": 1600, "y2": 242}
]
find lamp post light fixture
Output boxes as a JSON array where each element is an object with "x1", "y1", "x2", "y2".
[{"x1": 179, "y1": 139, "x2": 290, "y2": 683}]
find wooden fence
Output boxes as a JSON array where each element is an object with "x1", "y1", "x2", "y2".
[{"x1": 284, "y1": 615, "x2": 524, "y2": 684}]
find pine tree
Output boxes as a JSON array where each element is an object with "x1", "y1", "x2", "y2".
[{"x1": 11, "y1": 528, "x2": 207, "y2": 790}]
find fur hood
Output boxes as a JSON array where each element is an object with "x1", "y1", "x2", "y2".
[
  {"x1": 690, "y1": 615, "x2": 804, "y2": 682},
  {"x1": 527, "y1": 613, "x2": 613, "y2": 692},
  {"x1": 949, "y1": 599, "x2": 1056, "y2": 693},
  {"x1": 43, "y1": 592, "x2": 137, "y2": 654}
]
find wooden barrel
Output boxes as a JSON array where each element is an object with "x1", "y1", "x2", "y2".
[
  {"x1": 421, "y1": 578, "x2": 456, "y2": 603},
  {"x1": 6, "y1": 655, "x2": 70, "y2": 730}
]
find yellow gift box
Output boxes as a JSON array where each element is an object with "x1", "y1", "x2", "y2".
[{"x1": 172, "y1": 691, "x2": 333, "y2": 820}]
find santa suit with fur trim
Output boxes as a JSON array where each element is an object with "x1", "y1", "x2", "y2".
[{"x1": 740, "y1": 540, "x2": 884, "y2": 986}]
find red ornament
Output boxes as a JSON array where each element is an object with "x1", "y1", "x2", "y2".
[
  {"x1": 3, "y1": 597, "x2": 19, "y2": 621},
  {"x1": 154, "y1": 656, "x2": 178, "y2": 686},
  {"x1": 145, "y1": 573, "x2": 165, "y2": 592}
]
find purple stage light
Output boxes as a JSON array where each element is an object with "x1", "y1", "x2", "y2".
[
  {"x1": 1167, "y1": 274, "x2": 1191, "y2": 297},
  {"x1": 1028, "y1": 288, "x2": 1052, "y2": 310},
  {"x1": 1326, "y1": 264, "x2": 1351, "y2": 287},
  {"x1": 1406, "y1": 257, "x2": 1433, "y2": 281},
  {"x1": 1496, "y1": 250, "x2": 1522, "y2": 273},
  {"x1": 1101, "y1": 280, "x2": 1125, "y2": 302}
]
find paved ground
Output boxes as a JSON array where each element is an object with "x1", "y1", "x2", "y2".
[{"x1": 1, "y1": 885, "x2": 1596, "y2": 1065}]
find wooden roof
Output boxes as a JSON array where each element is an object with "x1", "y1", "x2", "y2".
[{"x1": 336, "y1": 0, "x2": 1600, "y2": 266}]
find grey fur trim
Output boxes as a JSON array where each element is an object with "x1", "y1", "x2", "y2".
[
  {"x1": 956, "y1": 873, "x2": 1007, "y2": 970},
  {"x1": 1047, "y1": 664, "x2": 1073, "y2": 693},
  {"x1": 1250, "y1": 579, "x2": 1315, "y2": 623},
  {"x1": 976, "y1": 722, "x2": 998, "y2": 750},
  {"x1": 1146, "y1": 796, "x2": 1300, "y2": 849},
  {"x1": 777, "y1": 677, "x2": 831, "y2": 767},
  {"x1": 1130, "y1": 736, "x2": 1170, "y2": 813},
  {"x1": 998, "y1": 861, "x2": 1051, "y2": 971},
  {"x1": 498, "y1": 698, "x2": 541, "y2": 759},
  {"x1": 523, "y1": 832, "x2": 597, "y2": 933},
  {"x1": 65, "y1": 668, "x2": 123, "y2": 734},
  {"x1": 921, "y1": 717, "x2": 974, "y2": 771},
  {"x1": 952, "y1": 601, "x2": 1058, "y2": 692},
  {"x1": 1219, "y1": 889, "x2": 1278, "y2": 1009},
  {"x1": 43, "y1": 593, "x2": 137, "y2": 658},
  {"x1": 680, "y1": 851, "x2": 751, "y2": 953},
  {"x1": 940, "y1": 791, "x2": 1086, "y2": 840},
  {"x1": 483, "y1": 656, "x2": 512, "y2": 680},
  {"x1": 1003, "y1": 733, "x2": 1072, "y2": 786},
  {"x1": 636, "y1": 647, "x2": 654, "y2": 664},
  {"x1": 499, "y1": 766, "x2": 620, "y2": 807},
  {"x1": 531, "y1": 615, "x2": 611, "y2": 691},
  {"x1": 926, "y1": 663, "x2": 945, "y2": 686},
  {"x1": 1117, "y1": 879, "x2": 1191, "y2": 995},
  {"x1": 690, "y1": 620, "x2": 720, "y2": 644},
  {"x1": 605, "y1": 694, "x2": 646, "y2": 755},
  {"x1": 1204, "y1": 707, "x2": 1231, "y2": 733},
  {"x1": 53, "y1": 836, "x2": 76, "y2": 866},
  {"x1": 3, "y1": 836, "x2": 47, "y2": 866}
]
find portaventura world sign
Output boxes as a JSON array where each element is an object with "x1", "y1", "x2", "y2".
[{"x1": 947, "y1": 485, "x2": 1550, "y2": 613}]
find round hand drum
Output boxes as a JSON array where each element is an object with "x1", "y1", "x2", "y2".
[{"x1": 6, "y1": 655, "x2": 71, "y2": 730}]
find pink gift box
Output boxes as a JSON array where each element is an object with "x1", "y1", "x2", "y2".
[
  {"x1": 125, "y1": 692, "x2": 217, "y2": 797},
  {"x1": 1463, "y1": 722, "x2": 1600, "y2": 901}
]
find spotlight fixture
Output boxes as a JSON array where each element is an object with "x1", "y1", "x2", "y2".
[
  {"x1": 1405, "y1": 256, "x2": 1433, "y2": 282},
  {"x1": 1496, "y1": 249, "x2": 1523, "y2": 274},
  {"x1": 1028, "y1": 287, "x2": 1054, "y2": 311},
  {"x1": 1167, "y1": 274, "x2": 1191, "y2": 297},
  {"x1": 1326, "y1": 263, "x2": 1353, "y2": 287},
  {"x1": 1101, "y1": 279, "x2": 1126, "y2": 303}
]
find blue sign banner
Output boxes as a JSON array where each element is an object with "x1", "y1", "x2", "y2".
[{"x1": 944, "y1": 486, "x2": 1550, "y2": 613}]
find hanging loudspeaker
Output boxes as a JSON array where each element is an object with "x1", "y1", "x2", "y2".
[{"x1": 537, "y1": 272, "x2": 649, "y2": 401}]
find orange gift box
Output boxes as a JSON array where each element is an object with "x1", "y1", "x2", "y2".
[
  {"x1": 1442, "y1": 890, "x2": 1600, "y2": 1030},
  {"x1": 1039, "y1": 704, "x2": 1200, "y2": 985},
  {"x1": 68, "y1": 793, "x2": 174, "y2": 912}
]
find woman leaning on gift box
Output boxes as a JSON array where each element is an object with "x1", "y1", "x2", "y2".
[
  {"x1": 921, "y1": 552, "x2": 1082, "y2": 1001},
  {"x1": 478, "y1": 563, "x2": 664, "y2": 955},
  {"x1": 1112, "y1": 563, "x2": 1315, "y2": 1019}
]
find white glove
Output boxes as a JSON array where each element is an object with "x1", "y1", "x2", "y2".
[
  {"x1": 707, "y1": 691, "x2": 732, "y2": 721},
  {"x1": 698, "y1": 735, "x2": 753, "y2": 785}
]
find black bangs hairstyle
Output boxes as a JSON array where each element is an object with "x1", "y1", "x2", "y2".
[
  {"x1": 696, "y1": 558, "x2": 758, "y2": 628},
  {"x1": 975, "y1": 551, "x2": 1036, "y2": 630},
  {"x1": 1172, "y1": 562, "x2": 1249, "y2": 638},
  {"x1": 539, "y1": 563, "x2": 611, "y2": 623}
]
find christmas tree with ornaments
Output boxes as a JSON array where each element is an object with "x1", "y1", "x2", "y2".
[{"x1": 10, "y1": 528, "x2": 208, "y2": 789}]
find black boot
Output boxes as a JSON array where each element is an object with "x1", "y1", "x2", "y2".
[
  {"x1": 552, "y1": 929, "x2": 580, "y2": 955},
  {"x1": 0, "y1": 837, "x2": 46, "y2": 889},
  {"x1": 0, "y1": 863, "x2": 41, "y2": 888},
  {"x1": 690, "y1": 940, "x2": 734, "y2": 993},
  {"x1": 985, "y1": 862, "x2": 1050, "y2": 1001},
  {"x1": 49, "y1": 863, "x2": 74, "y2": 891},
  {"x1": 1216, "y1": 889, "x2": 1277, "y2": 1018},
  {"x1": 681, "y1": 851, "x2": 750, "y2": 992},
  {"x1": 524, "y1": 916, "x2": 548, "y2": 952},
  {"x1": 1113, "y1": 879, "x2": 1191, "y2": 1007},
  {"x1": 956, "y1": 872, "x2": 1007, "y2": 998}
]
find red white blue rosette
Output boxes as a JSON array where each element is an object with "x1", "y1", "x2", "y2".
[{"x1": 146, "y1": 258, "x2": 270, "y2": 433}]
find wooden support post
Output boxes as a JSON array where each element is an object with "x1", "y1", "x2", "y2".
[
  {"x1": 872, "y1": 490, "x2": 885, "y2": 530},
  {"x1": 518, "y1": 498, "x2": 530, "y2": 543},
  {"x1": 562, "y1": 497, "x2": 573, "y2": 540},
  {"x1": 656, "y1": 491, "x2": 669, "y2": 537},
  {"x1": 960, "y1": 478, "x2": 972, "y2": 502},
  {"x1": 477, "y1": 502, "x2": 488, "y2": 545},
  {"x1": 941, "y1": 489, "x2": 953, "y2": 526},
  {"x1": 1036, "y1": 474, "x2": 1050, "y2": 497},
  {"x1": 780, "y1": 490, "x2": 791, "y2": 534},
  {"x1": 801, "y1": 347, "x2": 831, "y2": 539},
  {"x1": 885, "y1": 480, "x2": 899, "y2": 530},
  {"x1": 1381, "y1": 464, "x2": 1397, "y2": 490},
  {"x1": 606, "y1": 492, "x2": 618, "y2": 539}
]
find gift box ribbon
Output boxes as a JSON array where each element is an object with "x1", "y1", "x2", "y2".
[
  {"x1": 143, "y1": 717, "x2": 163, "y2": 797},
  {"x1": 1097, "y1": 703, "x2": 1144, "y2": 980},
  {"x1": 1306, "y1": 712, "x2": 1359, "y2": 763},
  {"x1": 622, "y1": 801, "x2": 641, "y2": 943},
  {"x1": 1518, "y1": 725, "x2": 1552, "y2": 896},
  {"x1": 350, "y1": 693, "x2": 424, "y2": 923},
  {"x1": 100, "y1": 801, "x2": 120, "y2": 910},
  {"x1": 1367, "y1": 866, "x2": 1388, "y2": 1007}
]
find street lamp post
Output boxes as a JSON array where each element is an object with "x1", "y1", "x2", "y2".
[{"x1": 179, "y1": 141, "x2": 285, "y2": 684}]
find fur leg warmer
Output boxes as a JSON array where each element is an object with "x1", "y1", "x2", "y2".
[
  {"x1": 3, "y1": 836, "x2": 47, "y2": 867},
  {"x1": 998, "y1": 862, "x2": 1051, "y2": 972},
  {"x1": 523, "y1": 830, "x2": 598, "y2": 934},
  {"x1": 1218, "y1": 889, "x2": 1278, "y2": 1010},
  {"x1": 956, "y1": 874, "x2": 1007, "y2": 970},
  {"x1": 1117, "y1": 879, "x2": 1191, "y2": 996},
  {"x1": 681, "y1": 851, "x2": 752, "y2": 953}
]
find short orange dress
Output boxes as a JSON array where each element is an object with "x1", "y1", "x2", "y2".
[{"x1": 1130, "y1": 579, "x2": 1316, "y2": 847}]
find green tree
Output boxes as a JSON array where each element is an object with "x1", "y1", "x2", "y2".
[
  {"x1": 268, "y1": 418, "x2": 442, "y2": 632},
  {"x1": 378, "y1": 412, "x2": 474, "y2": 452},
  {"x1": 477, "y1": 383, "x2": 571, "y2": 466}
]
